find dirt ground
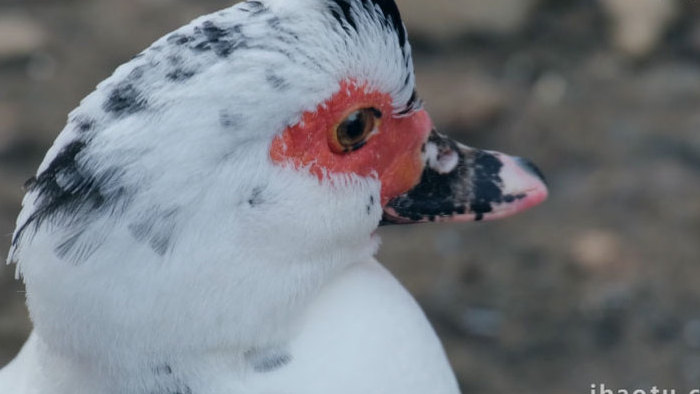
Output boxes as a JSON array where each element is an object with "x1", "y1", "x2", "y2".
[{"x1": 0, "y1": 1, "x2": 699, "y2": 393}]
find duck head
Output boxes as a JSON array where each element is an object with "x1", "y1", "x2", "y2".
[{"x1": 7, "y1": 0, "x2": 547, "y2": 374}]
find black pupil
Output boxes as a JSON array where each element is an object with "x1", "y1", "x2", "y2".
[{"x1": 344, "y1": 111, "x2": 366, "y2": 141}]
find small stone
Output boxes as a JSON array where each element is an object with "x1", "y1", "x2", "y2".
[
  {"x1": 460, "y1": 307, "x2": 502, "y2": 339},
  {"x1": 433, "y1": 230, "x2": 463, "y2": 258},
  {"x1": 586, "y1": 52, "x2": 623, "y2": 81},
  {"x1": 600, "y1": 0, "x2": 678, "y2": 58},
  {"x1": 571, "y1": 229, "x2": 623, "y2": 272},
  {"x1": 0, "y1": 14, "x2": 47, "y2": 60},
  {"x1": 532, "y1": 72, "x2": 568, "y2": 107},
  {"x1": 26, "y1": 52, "x2": 57, "y2": 81}
]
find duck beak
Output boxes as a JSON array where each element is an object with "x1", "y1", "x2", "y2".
[{"x1": 381, "y1": 130, "x2": 548, "y2": 225}]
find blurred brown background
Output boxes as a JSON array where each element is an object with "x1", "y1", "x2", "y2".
[{"x1": 1, "y1": 0, "x2": 699, "y2": 393}]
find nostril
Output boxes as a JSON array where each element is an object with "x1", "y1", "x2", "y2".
[{"x1": 515, "y1": 157, "x2": 547, "y2": 185}]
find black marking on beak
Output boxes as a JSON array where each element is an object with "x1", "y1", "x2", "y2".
[{"x1": 381, "y1": 130, "x2": 539, "y2": 225}]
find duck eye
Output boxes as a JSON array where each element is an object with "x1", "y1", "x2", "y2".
[{"x1": 331, "y1": 108, "x2": 381, "y2": 153}]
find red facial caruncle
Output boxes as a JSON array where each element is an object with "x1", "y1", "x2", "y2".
[{"x1": 270, "y1": 80, "x2": 431, "y2": 205}]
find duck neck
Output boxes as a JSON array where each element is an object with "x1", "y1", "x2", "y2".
[{"x1": 23, "y1": 237, "x2": 378, "y2": 393}]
